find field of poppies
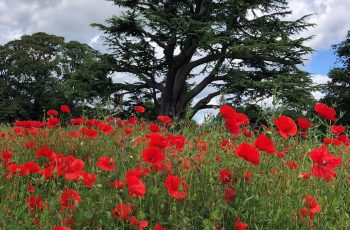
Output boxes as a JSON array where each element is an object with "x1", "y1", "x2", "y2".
[{"x1": 0, "y1": 103, "x2": 349, "y2": 230}]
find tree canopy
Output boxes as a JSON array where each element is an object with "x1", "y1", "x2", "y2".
[
  {"x1": 0, "y1": 32, "x2": 115, "y2": 122},
  {"x1": 93, "y1": 0, "x2": 315, "y2": 118},
  {"x1": 322, "y1": 31, "x2": 350, "y2": 124}
]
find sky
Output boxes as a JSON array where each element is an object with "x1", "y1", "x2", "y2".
[{"x1": 1, "y1": 0, "x2": 349, "y2": 122}]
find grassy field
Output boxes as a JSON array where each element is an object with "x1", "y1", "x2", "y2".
[{"x1": 0, "y1": 104, "x2": 349, "y2": 230}]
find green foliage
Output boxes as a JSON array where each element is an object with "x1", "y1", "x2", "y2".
[
  {"x1": 0, "y1": 33, "x2": 116, "y2": 122},
  {"x1": 93, "y1": 0, "x2": 315, "y2": 117},
  {"x1": 322, "y1": 31, "x2": 350, "y2": 124}
]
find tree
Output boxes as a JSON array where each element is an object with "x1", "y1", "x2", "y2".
[
  {"x1": 322, "y1": 31, "x2": 350, "y2": 124},
  {"x1": 0, "y1": 32, "x2": 115, "y2": 122},
  {"x1": 93, "y1": 0, "x2": 315, "y2": 118}
]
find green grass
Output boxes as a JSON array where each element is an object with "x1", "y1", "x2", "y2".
[{"x1": 0, "y1": 113, "x2": 349, "y2": 230}]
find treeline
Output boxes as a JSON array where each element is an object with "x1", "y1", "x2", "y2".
[{"x1": 0, "y1": 32, "x2": 116, "y2": 122}]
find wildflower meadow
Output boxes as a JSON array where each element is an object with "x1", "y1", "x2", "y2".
[{"x1": 0, "y1": 103, "x2": 350, "y2": 229}]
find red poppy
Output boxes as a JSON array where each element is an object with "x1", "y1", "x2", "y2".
[
  {"x1": 96, "y1": 157, "x2": 115, "y2": 172},
  {"x1": 148, "y1": 133, "x2": 168, "y2": 149},
  {"x1": 98, "y1": 123, "x2": 114, "y2": 134},
  {"x1": 225, "y1": 118, "x2": 240, "y2": 135},
  {"x1": 81, "y1": 127, "x2": 99, "y2": 138},
  {"x1": 138, "y1": 220, "x2": 149, "y2": 230},
  {"x1": 284, "y1": 161, "x2": 298, "y2": 170},
  {"x1": 243, "y1": 170, "x2": 252, "y2": 181},
  {"x1": 235, "y1": 142, "x2": 260, "y2": 165},
  {"x1": 310, "y1": 146, "x2": 342, "y2": 180},
  {"x1": 60, "y1": 105, "x2": 71, "y2": 113},
  {"x1": 235, "y1": 216, "x2": 248, "y2": 230},
  {"x1": 254, "y1": 133, "x2": 275, "y2": 154},
  {"x1": 148, "y1": 123, "x2": 160, "y2": 132},
  {"x1": 23, "y1": 162, "x2": 41, "y2": 174},
  {"x1": 81, "y1": 171, "x2": 96, "y2": 188},
  {"x1": 25, "y1": 196, "x2": 44, "y2": 215},
  {"x1": 274, "y1": 116, "x2": 297, "y2": 139},
  {"x1": 126, "y1": 175, "x2": 146, "y2": 197},
  {"x1": 157, "y1": 115, "x2": 172, "y2": 123},
  {"x1": 330, "y1": 125, "x2": 345, "y2": 135},
  {"x1": 219, "y1": 169, "x2": 232, "y2": 184},
  {"x1": 52, "y1": 227, "x2": 72, "y2": 230},
  {"x1": 47, "y1": 110, "x2": 58, "y2": 116},
  {"x1": 154, "y1": 224, "x2": 166, "y2": 230},
  {"x1": 47, "y1": 117, "x2": 60, "y2": 128},
  {"x1": 304, "y1": 195, "x2": 321, "y2": 217},
  {"x1": 141, "y1": 147, "x2": 165, "y2": 165},
  {"x1": 297, "y1": 118, "x2": 312, "y2": 129},
  {"x1": 59, "y1": 189, "x2": 81, "y2": 211},
  {"x1": 164, "y1": 174, "x2": 189, "y2": 199},
  {"x1": 220, "y1": 105, "x2": 236, "y2": 120},
  {"x1": 65, "y1": 159, "x2": 85, "y2": 181},
  {"x1": 134, "y1": 106, "x2": 145, "y2": 113},
  {"x1": 314, "y1": 103, "x2": 336, "y2": 121},
  {"x1": 111, "y1": 203, "x2": 134, "y2": 220},
  {"x1": 235, "y1": 113, "x2": 249, "y2": 125},
  {"x1": 223, "y1": 186, "x2": 235, "y2": 202},
  {"x1": 107, "y1": 180, "x2": 124, "y2": 189}
]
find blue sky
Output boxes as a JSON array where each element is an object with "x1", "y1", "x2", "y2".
[{"x1": 304, "y1": 49, "x2": 338, "y2": 75}]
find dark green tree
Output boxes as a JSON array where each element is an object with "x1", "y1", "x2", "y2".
[
  {"x1": 0, "y1": 32, "x2": 115, "y2": 122},
  {"x1": 322, "y1": 31, "x2": 350, "y2": 124},
  {"x1": 93, "y1": 0, "x2": 315, "y2": 118}
]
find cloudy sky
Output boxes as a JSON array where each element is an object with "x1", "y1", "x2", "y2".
[{"x1": 1, "y1": 0, "x2": 349, "y2": 122}]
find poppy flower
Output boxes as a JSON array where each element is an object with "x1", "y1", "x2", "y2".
[
  {"x1": 59, "y1": 189, "x2": 81, "y2": 211},
  {"x1": 314, "y1": 103, "x2": 336, "y2": 121},
  {"x1": 60, "y1": 105, "x2": 71, "y2": 113},
  {"x1": 235, "y1": 216, "x2": 248, "y2": 230},
  {"x1": 220, "y1": 105, "x2": 236, "y2": 120},
  {"x1": 235, "y1": 142, "x2": 260, "y2": 165},
  {"x1": 223, "y1": 186, "x2": 235, "y2": 202},
  {"x1": 254, "y1": 133, "x2": 275, "y2": 154},
  {"x1": 96, "y1": 157, "x2": 115, "y2": 172},
  {"x1": 164, "y1": 174, "x2": 189, "y2": 199},
  {"x1": 134, "y1": 106, "x2": 145, "y2": 113},
  {"x1": 148, "y1": 133, "x2": 168, "y2": 149},
  {"x1": 148, "y1": 123, "x2": 160, "y2": 132},
  {"x1": 310, "y1": 146, "x2": 342, "y2": 181},
  {"x1": 81, "y1": 128, "x2": 99, "y2": 139},
  {"x1": 304, "y1": 195, "x2": 321, "y2": 217},
  {"x1": 52, "y1": 227, "x2": 72, "y2": 230},
  {"x1": 81, "y1": 171, "x2": 96, "y2": 188},
  {"x1": 111, "y1": 203, "x2": 134, "y2": 220},
  {"x1": 157, "y1": 115, "x2": 172, "y2": 123},
  {"x1": 65, "y1": 159, "x2": 85, "y2": 181},
  {"x1": 154, "y1": 224, "x2": 166, "y2": 230},
  {"x1": 225, "y1": 119, "x2": 240, "y2": 135},
  {"x1": 330, "y1": 125, "x2": 345, "y2": 135},
  {"x1": 297, "y1": 118, "x2": 312, "y2": 129},
  {"x1": 274, "y1": 116, "x2": 297, "y2": 139},
  {"x1": 47, "y1": 117, "x2": 60, "y2": 128},
  {"x1": 23, "y1": 162, "x2": 41, "y2": 174},
  {"x1": 141, "y1": 147, "x2": 165, "y2": 164},
  {"x1": 138, "y1": 220, "x2": 149, "y2": 230},
  {"x1": 25, "y1": 196, "x2": 44, "y2": 215},
  {"x1": 98, "y1": 123, "x2": 114, "y2": 134},
  {"x1": 219, "y1": 169, "x2": 232, "y2": 184},
  {"x1": 47, "y1": 110, "x2": 58, "y2": 116},
  {"x1": 126, "y1": 175, "x2": 146, "y2": 197}
]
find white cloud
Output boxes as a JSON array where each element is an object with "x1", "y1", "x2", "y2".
[
  {"x1": 288, "y1": 0, "x2": 350, "y2": 50},
  {"x1": 0, "y1": 0, "x2": 120, "y2": 45}
]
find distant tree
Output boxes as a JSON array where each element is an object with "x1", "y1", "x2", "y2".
[
  {"x1": 93, "y1": 0, "x2": 315, "y2": 119},
  {"x1": 322, "y1": 31, "x2": 350, "y2": 124},
  {"x1": 0, "y1": 32, "x2": 115, "y2": 122}
]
